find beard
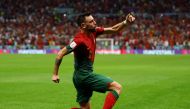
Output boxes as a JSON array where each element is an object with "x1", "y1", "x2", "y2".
[{"x1": 87, "y1": 28, "x2": 96, "y2": 32}]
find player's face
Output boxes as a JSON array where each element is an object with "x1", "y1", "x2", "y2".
[{"x1": 84, "y1": 15, "x2": 97, "y2": 32}]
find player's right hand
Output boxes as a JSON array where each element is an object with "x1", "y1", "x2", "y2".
[
  {"x1": 126, "y1": 12, "x2": 135, "y2": 23},
  {"x1": 52, "y1": 74, "x2": 60, "y2": 83}
]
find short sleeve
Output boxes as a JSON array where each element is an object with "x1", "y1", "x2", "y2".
[
  {"x1": 96, "y1": 27, "x2": 104, "y2": 36},
  {"x1": 69, "y1": 36, "x2": 83, "y2": 49}
]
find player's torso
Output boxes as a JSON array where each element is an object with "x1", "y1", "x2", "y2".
[{"x1": 74, "y1": 33, "x2": 96, "y2": 71}]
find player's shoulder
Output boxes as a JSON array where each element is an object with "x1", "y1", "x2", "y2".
[
  {"x1": 74, "y1": 32, "x2": 83, "y2": 38},
  {"x1": 96, "y1": 27, "x2": 104, "y2": 31},
  {"x1": 95, "y1": 27, "x2": 104, "y2": 36},
  {"x1": 73, "y1": 32, "x2": 85, "y2": 43}
]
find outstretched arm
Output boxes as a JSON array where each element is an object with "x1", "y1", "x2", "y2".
[
  {"x1": 103, "y1": 13, "x2": 135, "y2": 34},
  {"x1": 52, "y1": 46, "x2": 72, "y2": 83}
]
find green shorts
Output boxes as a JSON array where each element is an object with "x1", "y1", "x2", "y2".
[{"x1": 73, "y1": 71, "x2": 113, "y2": 103}]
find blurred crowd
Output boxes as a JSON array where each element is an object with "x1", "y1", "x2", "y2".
[{"x1": 0, "y1": 0, "x2": 190, "y2": 50}]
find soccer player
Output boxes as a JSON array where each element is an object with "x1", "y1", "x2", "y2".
[{"x1": 52, "y1": 12, "x2": 135, "y2": 109}]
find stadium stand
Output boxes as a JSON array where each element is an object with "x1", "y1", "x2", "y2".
[{"x1": 0, "y1": 0, "x2": 190, "y2": 50}]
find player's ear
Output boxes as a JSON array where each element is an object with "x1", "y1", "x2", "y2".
[{"x1": 81, "y1": 23, "x2": 87, "y2": 29}]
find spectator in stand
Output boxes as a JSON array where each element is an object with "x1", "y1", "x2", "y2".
[{"x1": 0, "y1": 0, "x2": 189, "y2": 50}]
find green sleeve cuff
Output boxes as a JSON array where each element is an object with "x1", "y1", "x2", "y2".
[{"x1": 65, "y1": 45, "x2": 73, "y2": 55}]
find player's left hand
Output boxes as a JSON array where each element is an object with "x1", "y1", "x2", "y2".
[
  {"x1": 126, "y1": 13, "x2": 135, "y2": 23},
  {"x1": 52, "y1": 74, "x2": 60, "y2": 83}
]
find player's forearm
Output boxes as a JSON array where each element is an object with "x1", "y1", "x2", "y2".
[
  {"x1": 53, "y1": 58, "x2": 62, "y2": 75},
  {"x1": 111, "y1": 21, "x2": 126, "y2": 32},
  {"x1": 104, "y1": 21, "x2": 127, "y2": 34},
  {"x1": 53, "y1": 47, "x2": 67, "y2": 75}
]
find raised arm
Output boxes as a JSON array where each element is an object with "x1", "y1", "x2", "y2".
[{"x1": 103, "y1": 13, "x2": 135, "y2": 34}]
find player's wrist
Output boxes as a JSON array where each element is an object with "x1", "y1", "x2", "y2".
[{"x1": 123, "y1": 20, "x2": 127, "y2": 25}]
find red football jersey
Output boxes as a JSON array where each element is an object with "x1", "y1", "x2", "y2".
[{"x1": 69, "y1": 27, "x2": 104, "y2": 71}]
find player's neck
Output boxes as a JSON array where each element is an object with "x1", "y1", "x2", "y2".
[{"x1": 80, "y1": 29, "x2": 91, "y2": 36}]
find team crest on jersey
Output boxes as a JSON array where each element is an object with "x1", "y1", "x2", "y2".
[{"x1": 70, "y1": 41, "x2": 77, "y2": 49}]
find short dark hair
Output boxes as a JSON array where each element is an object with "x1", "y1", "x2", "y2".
[{"x1": 77, "y1": 12, "x2": 91, "y2": 27}]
